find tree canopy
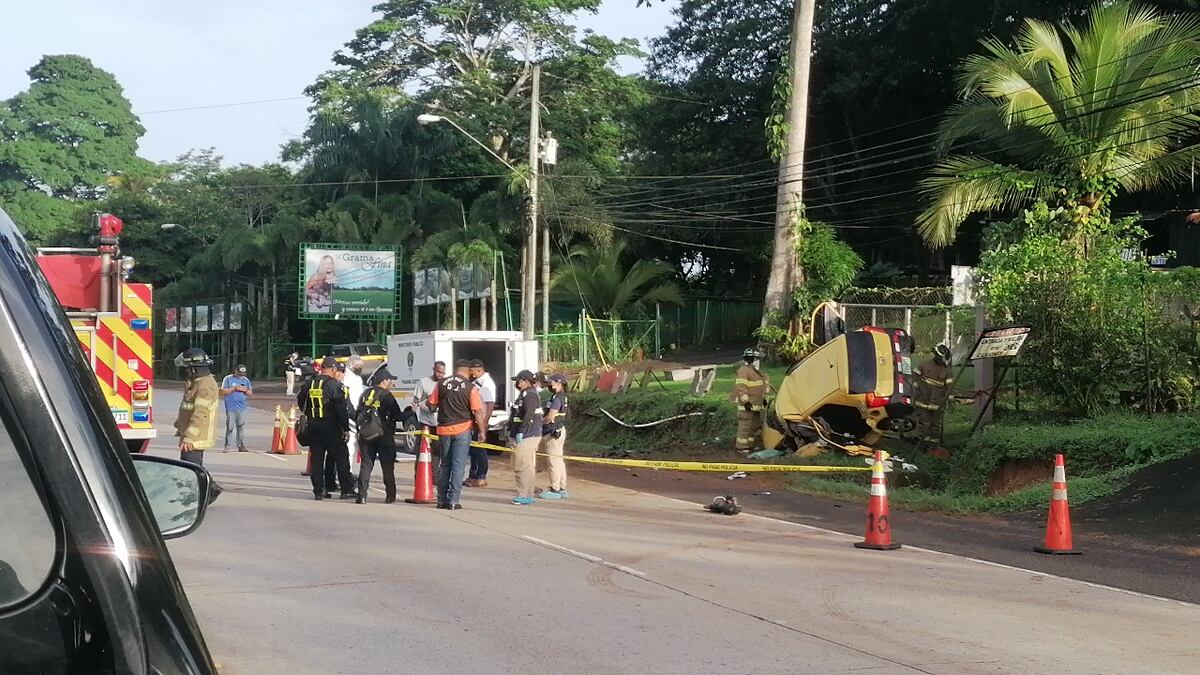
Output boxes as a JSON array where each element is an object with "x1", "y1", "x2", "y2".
[
  {"x1": 0, "y1": 55, "x2": 148, "y2": 239},
  {"x1": 918, "y1": 1, "x2": 1200, "y2": 246}
]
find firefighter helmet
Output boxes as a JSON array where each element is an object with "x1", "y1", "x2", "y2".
[
  {"x1": 174, "y1": 347, "x2": 212, "y2": 369},
  {"x1": 742, "y1": 348, "x2": 762, "y2": 361},
  {"x1": 934, "y1": 344, "x2": 952, "y2": 366},
  {"x1": 707, "y1": 495, "x2": 743, "y2": 516}
]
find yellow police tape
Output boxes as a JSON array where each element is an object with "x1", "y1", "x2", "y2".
[{"x1": 398, "y1": 431, "x2": 870, "y2": 474}]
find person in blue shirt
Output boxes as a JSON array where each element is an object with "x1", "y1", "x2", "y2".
[{"x1": 220, "y1": 364, "x2": 253, "y2": 452}]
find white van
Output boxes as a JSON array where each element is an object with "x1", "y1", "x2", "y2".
[{"x1": 386, "y1": 331, "x2": 539, "y2": 448}]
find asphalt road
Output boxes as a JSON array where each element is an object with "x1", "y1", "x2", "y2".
[{"x1": 152, "y1": 391, "x2": 1200, "y2": 674}]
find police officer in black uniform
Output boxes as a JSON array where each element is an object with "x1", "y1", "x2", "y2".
[
  {"x1": 355, "y1": 366, "x2": 405, "y2": 504},
  {"x1": 297, "y1": 357, "x2": 357, "y2": 501}
]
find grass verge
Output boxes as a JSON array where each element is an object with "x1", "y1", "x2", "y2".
[{"x1": 565, "y1": 362, "x2": 1200, "y2": 515}]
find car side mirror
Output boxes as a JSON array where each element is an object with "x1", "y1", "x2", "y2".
[{"x1": 130, "y1": 455, "x2": 213, "y2": 539}]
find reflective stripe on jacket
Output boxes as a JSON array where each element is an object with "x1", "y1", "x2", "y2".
[
  {"x1": 732, "y1": 365, "x2": 770, "y2": 410},
  {"x1": 176, "y1": 375, "x2": 219, "y2": 450}
]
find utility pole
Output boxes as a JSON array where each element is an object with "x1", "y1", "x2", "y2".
[
  {"x1": 542, "y1": 209, "x2": 550, "y2": 350},
  {"x1": 761, "y1": 0, "x2": 816, "y2": 327},
  {"x1": 521, "y1": 64, "x2": 542, "y2": 341}
]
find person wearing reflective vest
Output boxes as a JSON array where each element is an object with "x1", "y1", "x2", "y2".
[
  {"x1": 354, "y1": 367, "x2": 405, "y2": 504},
  {"x1": 537, "y1": 373, "x2": 570, "y2": 500},
  {"x1": 173, "y1": 348, "x2": 219, "y2": 466},
  {"x1": 298, "y1": 357, "x2": 357, "y2": 501},
  {"x1": 732, "y1": 348, "x2": 771, "y2": 453}
]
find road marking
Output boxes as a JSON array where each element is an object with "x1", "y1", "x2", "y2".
[
  {"x1": 653, "y1": 494, "x2": 1200, "y2": 610},
  {"x1": 262, "y1": 453, "x2": 288, "y2": 462},
  {"x1": 521, "y1": 536, "x2": 603, "y2": 563},
  {"x1": 602, "y1": 561, "x2": 648, "y2": 577}
]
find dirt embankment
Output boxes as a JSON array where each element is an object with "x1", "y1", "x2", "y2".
[{"x1": 1073, "y1": 452, "x2": 1200, "y2": 547}]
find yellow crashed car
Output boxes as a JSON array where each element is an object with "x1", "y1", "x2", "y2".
[{"x1": 764, "y1": 327, "x2": 917, "y2": 457}]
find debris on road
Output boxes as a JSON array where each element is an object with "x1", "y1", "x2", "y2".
[
  {"x1": 726, "y1": 471, "x2": 748, "y2": 480},
  {"x1": 707, "y1": 495, "x2": 742, "y2": 515}
]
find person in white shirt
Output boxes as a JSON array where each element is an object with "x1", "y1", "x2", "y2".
[
  {"x1": 464, "y1": 359, "x2": 497, "y2": 487},
  {"x1": 411, "y1": 361, "x2": 446, "y2": 429},
  {"x1": 285, "y1": 351, "x2": 300, "y2": 396},
  {"x1": 343, "y1": 356, "x2": 367, "y2": 478}
]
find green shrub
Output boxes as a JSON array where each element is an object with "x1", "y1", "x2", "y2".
[{"x1": 948, "y1": 412, "x2": 1200, "y2": 492}]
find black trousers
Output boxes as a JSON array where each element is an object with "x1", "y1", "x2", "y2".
[
  {"x1": 324, "y1": 449, "x2": 339, "y2": 491},
  {"x1": 309, "y1": 425, "x2": 354, "y2": 497},
  {"x1": 358, "y1": 437, "x2": 397, "y2": 500}
]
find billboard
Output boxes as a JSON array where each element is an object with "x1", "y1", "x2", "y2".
[
  {"x1": 211, "y1": 303, "x2": 226, "y2": 331},
  {"x1": 229, "y1": 302, "x2": 243, "y2": 330},
  {"x1": 300, "y1": 244, "x2": 400, "y2": 318},
  {"x1": 194, "y1": 305, "x2": 209, "y2": 333},
  {"x1": 180, "y1": 307, "x2": 194, "y2": 333},
  {"x1": 164, "y1": 307, "x2": 179, "y2": 333},
  {"x1": 412, "y1": 264, "x2": 492, "y2": 307}
]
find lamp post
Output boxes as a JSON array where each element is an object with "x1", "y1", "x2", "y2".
[
  {"x1": 418, "y1": 65, "x2": 545, "y2": 343},
  {"x1": 160, "y1": 223, "x2": 213, "y2": 244}
]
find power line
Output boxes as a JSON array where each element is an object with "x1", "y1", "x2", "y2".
[
  {"x1": 590, "y1": 70, "x2": 1200, "y2": 216},
  {"x1": 140, "y1": 96, "x2": 309, "y2": 115}
]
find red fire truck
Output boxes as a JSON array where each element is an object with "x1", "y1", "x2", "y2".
[{"x1": 36, "y1": 213, "x2": 156, "y2": 453}]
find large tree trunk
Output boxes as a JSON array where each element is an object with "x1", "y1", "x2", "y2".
[{"x1": 761, "y1": 0, "x2": 816, "y2": 328}]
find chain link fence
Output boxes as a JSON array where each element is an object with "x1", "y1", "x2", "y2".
[{"x1": 839, "y1": 303, "x2": 977, "y2": 361}]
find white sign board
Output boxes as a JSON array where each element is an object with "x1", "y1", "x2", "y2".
[
  {"x1": 969, "y1": 325, "x2": 1032, "y2": 361},
  {"x1": 388, "y1": 334, "x2": 437, "y2": 398}
]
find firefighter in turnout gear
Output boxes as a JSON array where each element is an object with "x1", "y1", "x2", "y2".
[
  {"x1": 298, "y1": 357, "x2": 357, "y2": 501},
  {"x1": 173, "y1": 347, "x2": 219, "y2": 466},
  {"x1": 912, "y1": 344, "x2": 954, "y2": 450},
  {"x1": 732, "y1": 348, "x2": 771, "y2": 453}
]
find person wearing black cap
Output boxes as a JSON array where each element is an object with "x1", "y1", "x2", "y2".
[
  {"x1": 508, "y1": 369, "x2": 543, "y2": 506},
  {"x1": 355, "y1": 366, "x2": 404, "y2": 503},
  {"x1": 297, "y1": 357, "x2": 357, "y2": 501},
  {"x1": 323, "y1": 361, "x2": 350, "y2": 494},
  {"x1": 537, "y1": 373, "x2": 570, "y2": 499},
  {"x1": 428, "y1": 359, "x2": 487, "y2": 509}
]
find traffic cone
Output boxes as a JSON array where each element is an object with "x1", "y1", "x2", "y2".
[
  {"x1": 405, "y1": 429, "x2": 438, "y2": 504},
  {"x1": 269, "y1": 406, "x2": 283, "y2": 454},
  {"x1": 281, "y1": 407, "x2": 300, "y2": 456},
  {"x1": 1035, "y1": 454, "x2": 1080, "y2": 555},
  {"x1": 854, "y1": 450, "x2": 901, "y2": 550}
]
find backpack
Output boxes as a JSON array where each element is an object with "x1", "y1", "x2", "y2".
[
  {"x1": 356, "y1": 389, "x2": 384, "y2": 441},
  {"x1": 294, "y1": 412, "x2": 311, "y2": 447}
]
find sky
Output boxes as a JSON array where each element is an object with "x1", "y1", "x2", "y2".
[{"x1": 0, "y1": 0, "x2": 678, "y2": 166}]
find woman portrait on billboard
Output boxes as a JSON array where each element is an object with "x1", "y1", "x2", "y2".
[{"x1": 306, "y1": 254, "x2": 336, "y2": 313}]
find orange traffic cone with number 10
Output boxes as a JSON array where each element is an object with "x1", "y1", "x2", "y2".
[
  {"x1": 854, "y1": 450, "x2": 901, "y2": 550},
  {"x1": 1035, "y1": 454, "x2": 1080, "y2": 555},
  {"x1": 405, "y1": 429, "x2": 438, "y2": 504}
]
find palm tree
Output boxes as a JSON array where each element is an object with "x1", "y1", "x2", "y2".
[
  {"x1": 550, "y1": 239, "x2": 683, "y2": 319},
  {"x1": 917, "y1": 2, "x2": 1200, "y2": 247}
]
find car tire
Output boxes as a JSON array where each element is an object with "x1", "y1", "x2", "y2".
[{"x1": 398, "y1": 414, "x2": 419, "y2": 455}]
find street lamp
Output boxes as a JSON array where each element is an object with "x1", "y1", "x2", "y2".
[
  {"x1": 418, "y1": 114, "x2": 523, "y2": 178},
  {"x1": 418, "y1": 104, "x2": 543, "y2": 342},
  {"x1": 160, "y1": 223, "x2": 212, "y2": 244}
]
